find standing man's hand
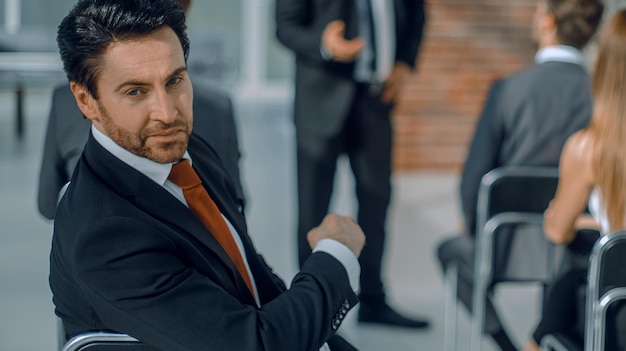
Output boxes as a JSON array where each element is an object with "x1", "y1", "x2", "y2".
[
  {"x1": 381, "y1": 62, "x2": 412, "y2": 103},
  {"x1": 307, "y1": 213, "x2": 366, "y2": 257},
  {"x1": 322, "y1": 20, "x2": 364, "y2": 62}
]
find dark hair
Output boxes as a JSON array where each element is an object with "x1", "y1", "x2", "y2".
[
  {"x1": 57, "y1": 0, "x2": 189, "y2": 99},
  {"x1": 177, "y1": 0, "x2": 191, "y2": 13},
  {"x1": 547, "y1": 0, "x2": 604, "y2": 49}
]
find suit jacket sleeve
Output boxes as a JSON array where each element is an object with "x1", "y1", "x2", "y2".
[
  {"x1": 191, "y1": 84, "x2": 246, "y2": 206},
  {"x1": 37, "y1": 88, "x2": 66, "y2": 220},
  {"x1": 396, "y1": 0, "x2": 427, "y2": 69},
  {"x1": 69, "y1": 215, "x2": 357, "y2": 351},
  {"x1": 221, "y1": 96, "x2": 246, "y2": 205},
  {"x1": 460, "y1": 80, "x2": 504, "y2": 236},
  {"x1": 275, "y1": 0, "x2": 331, "y2": 66}
]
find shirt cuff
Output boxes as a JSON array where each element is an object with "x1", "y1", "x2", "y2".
[
  {"x1": 313, "y1": 238, "x2": 360, "y2": 293},
  {"x1": 320, "y1": 45, "x2": 332, "y2": 61}
]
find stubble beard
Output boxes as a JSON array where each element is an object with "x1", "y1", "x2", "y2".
[{"x1": 98, "y1": 103, "x2": 190, "y2": 164}]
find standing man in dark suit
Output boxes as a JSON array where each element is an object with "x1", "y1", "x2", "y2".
[
  {"x1": 37, "y1": 0, "x2": 245, "y2": 220},
  {"x1": 436, "y1": 0, "x2": 604, "y2": 349},
  {"x1": 50, "y1": 1, "x2": 365, "y2": 350},
  {"x1": 275, "y1": 0, "x2": 428, "y2": 328}
]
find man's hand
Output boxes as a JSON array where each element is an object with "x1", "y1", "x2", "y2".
[
  {"x1": 321, "y1": 20, "x2": 364, "y2": 62},
  {"x1": 381, "y1": 62, "x2": 412, "y2": 103},
  {"x1": 307, "y1": 214, "x2": 366, "y2": 257}
]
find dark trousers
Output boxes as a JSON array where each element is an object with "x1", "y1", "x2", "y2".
[
  {"x1": 296, "y1": 84, "x2": 393, "y2": 304},
  {"x1": 532, "y1": 229, "x2": 601, "y2": 345},
  {"x1": 532, "y1": 269, "x2": 587, "y2": 344}
]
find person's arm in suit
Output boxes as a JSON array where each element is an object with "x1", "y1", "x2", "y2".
[
  {"x1": 459, "y1": 80, "x2": 505, "y2": 236},
  {"x1": 275, "y1": 0, "x2": 328, "y2": 65},
  {"x1": 379, "y1": 0, "x2": 427, "y2": 103},
  {"x1": 395, "y1": 0, "x2": 427, "y2": 70},
  {"x1": 219, "y1": 95, "x2": 245, "y2": 205},
  {"x1": 192, "y1": 84, "x2": 246, "y2": 207},
  {"x1": 66, "y1": 214, "x2": 359, "y2": 351},
  {"x1": 37, "y1": 86, "x2": 70, "y2": 220},
  {"x1": 37, "y1": 85, "x2": 91, "y2": 220},
  {"x1": 276, "y1": 0, "x2": 366, "y2": 66}
]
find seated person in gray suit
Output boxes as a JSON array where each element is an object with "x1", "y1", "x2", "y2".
[
  {"x1": 37, "y1": 0, "x2": 244, "y2": 220},
  {"x1": 436, "y1": 0, "x2": 603, "y2": 350}
]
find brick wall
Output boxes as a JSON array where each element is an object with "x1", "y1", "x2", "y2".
[{"x1": 393, "y1": 0, "x2": 537, "y2": 171}]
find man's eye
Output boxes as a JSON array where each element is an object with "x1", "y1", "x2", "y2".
[
  {"x1": 127, "y1": 89, "x2": 141, "y2": 96},
  {"x1": 168, "y1": 77, "x2": 182, "y2": 86}
]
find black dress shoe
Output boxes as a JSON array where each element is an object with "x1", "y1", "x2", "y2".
[{"x1": 358, "y1": 303, "x2": 430, "y2": 328}]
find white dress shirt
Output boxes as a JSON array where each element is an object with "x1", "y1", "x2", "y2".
[
  {"x1": 353, "y1": 0, "x2": 396, "y2": 83},
  {"x1": 535, "y1": 45, "x2": 585, "y2": 66}
]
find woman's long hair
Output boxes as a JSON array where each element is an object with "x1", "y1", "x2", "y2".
[{"x1": 589, "y1": 9, "x2": 626, "y2": 231}]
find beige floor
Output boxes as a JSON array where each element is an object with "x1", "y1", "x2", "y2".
[{"x1": 0, "y1": 89, "x2": 543, "y2": 350}]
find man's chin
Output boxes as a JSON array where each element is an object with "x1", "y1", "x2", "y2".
[{"x1": 144, "y1": 142, "x2": 187, "y2": 164}]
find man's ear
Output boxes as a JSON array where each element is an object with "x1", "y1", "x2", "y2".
[
  {"x1": 542, "y1": 12, "x2": 557, "y2": 35},
  {"x1": 69, "y1": 81, "x2": 99, "y2": 122}
]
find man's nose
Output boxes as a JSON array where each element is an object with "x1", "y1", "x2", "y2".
[{"x1": 152, "y1": 90, "x2": 177, "y2": 123}]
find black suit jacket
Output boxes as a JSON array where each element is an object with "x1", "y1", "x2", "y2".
[
  {"x1": 460, "y1": 61, "x2": 593, "y2": 235},
  {"x1": 50, "y1": 133, "x2": 359, "y2": 351},
  {"x1": 37, "y1": 83, "x2": 245, "y2": 220},
  {"x1": 275, "y1": 0, "x2": 426, "y2": 136}
]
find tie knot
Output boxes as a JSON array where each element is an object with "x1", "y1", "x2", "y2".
[{"x1": 168, "y1": 159, "x2": 202, "y2": 189}]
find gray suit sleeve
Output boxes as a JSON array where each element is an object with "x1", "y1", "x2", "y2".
[
  {"x1": 191, "y1": 84, "x2": 246, "y2": 205},
  {"x1": 275, "y1": 0, "x2": 328, "y2": 65},
  {"x1": 37, "y1": 87, "x2": 66, "y2": 220},
  {"x1": 459, "y1": 80, "x2": 505, "y2": 236},
  {"x1": 221, "y1": 96, "x2": 246, "y2": 205}
]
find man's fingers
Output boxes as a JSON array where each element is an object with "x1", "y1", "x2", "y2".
[
  {"x1": 326, "y1": 20, "x2": 345, "y2": 37},
  {"x1": 333, "y1": 38, "x2": 364, "y2": 61},
  {"x1": 323, "y1": 20, "x2": 364, "y2": 62}
]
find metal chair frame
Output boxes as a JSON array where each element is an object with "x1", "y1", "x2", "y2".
[
  {"x1": 62, "y1": 332, "x2": 142, "y2": 351},
  {"x1": 541, "y1": 231, "x2": 626, "y2": 351},
  {"x1": 470, "y1": 213, "x2": 550, "y2": 351},
  {"x1": 585, "y1": 231, "x2": 626, "y2": 351},
  {"x1": 442, "y1": 166, "x2": 560, "y2": 351}
]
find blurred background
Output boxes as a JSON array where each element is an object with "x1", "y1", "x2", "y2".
[{"x1": 1, "y1": 0, "x2": 626, "y2": 350}]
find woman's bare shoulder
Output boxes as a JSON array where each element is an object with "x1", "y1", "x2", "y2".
[{"x1": 561, "y1": 130, "x2": 595, "y2": 180}]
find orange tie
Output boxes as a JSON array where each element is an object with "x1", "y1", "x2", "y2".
[{"x1": 168, "y1": 159, "x2": 254, "y2": 296}]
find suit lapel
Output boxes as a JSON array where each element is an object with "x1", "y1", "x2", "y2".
[
  {"x1": 83, "y1": 133, "x2": 257, "y2": 305},
  {"x1": 187, "y1": 135, "x2": 287, "y2": 302}
]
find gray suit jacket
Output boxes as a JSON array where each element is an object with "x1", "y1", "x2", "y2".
[
  {"x1": 460, "y1": 61, "x2": 593, "y2": 235},
  {"x1": 37, "y1": 83, "x2": 245, "y2": 219}
]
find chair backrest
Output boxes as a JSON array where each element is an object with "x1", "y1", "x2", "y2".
[
  {"x1": 62, "y1": 332, "x2": 158, "y2": 351},
  {"x1": 585, "y1": 231, "x2": 626, "y2": 351},
  {"x1": 475, "y1": 166, "x2": 560, "y2": 284},
  {"x1": 476, "y1": 167, "x2": 558, "y2": 228}
]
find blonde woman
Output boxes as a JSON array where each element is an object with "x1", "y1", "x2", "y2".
[{"x1": 524, "y1": 8, "x2": 626, "y2": 351}]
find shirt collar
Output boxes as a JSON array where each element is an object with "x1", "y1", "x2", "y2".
[
  {"x1": 534, "y1": 45, "x2": 585, "y2": 66},
  {"x1": 91, "y1": 125, "x2": 191, "y2": 186}
]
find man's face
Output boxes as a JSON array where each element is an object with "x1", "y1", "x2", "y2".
[{"x1": 80, "y1": 26, "x2": 193, "y2": 164}]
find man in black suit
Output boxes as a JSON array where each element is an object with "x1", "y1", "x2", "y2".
[
  {"x1": 50, "y1": 1, "x2": 365, "y2": 350},
  {"x1": 436, "y1": 0, "x2": 604, "y2": 349},
  {"x1": 37, "y1": 0, "x2": 244, "y2": 220},
  {"x1": 275, "y1": 0, "x2": 428, "y2": 328}
]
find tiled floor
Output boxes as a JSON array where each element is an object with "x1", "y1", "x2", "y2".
[{"x1": 0, "y1": 88, "x2": 542, "y2": 350}]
